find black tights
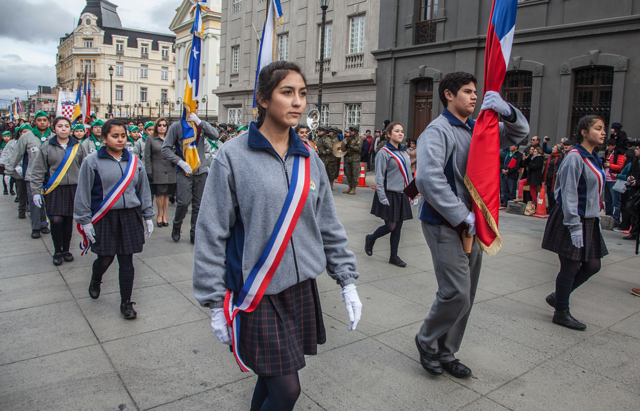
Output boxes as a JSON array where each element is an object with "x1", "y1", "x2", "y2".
[
  {"x1": 49, "y1": 215, "x2": 74, "y2": 254},
  {"x1": 371, "y1": 220, "x2": 404, "y2": 257},
  {"x1": 91, "y1": 254, "x2": 135, "y2": 303},
  {"x1": 250, "y1": 373, "x2": 301, "y2": 411},
  {"x1": 554, "y1": 256, "x2": 601, "y2": 311}
]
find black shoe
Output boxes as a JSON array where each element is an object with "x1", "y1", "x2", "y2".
[
  {"x1": 52, "y1": 253, "x2": 63, "y2": 266},
  {"x1": 10, "y1": 190, "x2": 15, "y2": 195},
  {"x1": 40, "y1": 227, "x2": 50, "y2": 234},
  {"x1": 88, "y1": 279, "x2": 101, "y2": 299},
  {"x1": 120, "y1": 301, "x2": 137, "y2": 319},
  {"x1": 169, "y1": 195, "x2": 175, "y2": 204},
  {"x1": 14, "y1": 196, "x2": 19, "y2": 202},
  {"x1": 162, "y1": 222, "x2": 168, "y2": 227},
  {"x1": 190, "y1": 232, "x2": 195, "y2": 244},
  {"x1": 441, "y1": 359, "x2": 472, "y2": 378},
  {"x1": 157, "y1": 221, "x2": 163, "y2": 228},
  {"x1": 364, "y1": 235, "x2": 375, "y2": 256},
  {"x1": 18, "y1": 211, "x2": 25, "y2": 218},
  {"x1": 545, "y1": 292, "x2": 556, "y2": 308},
  {"x1": 62, "y1": 252, "x2": 74, "y2": 262},
  {"x1": 623, "y1": 234, "x2": 635, "y2": 240},
  {"x1": 31, "y1": 230, "x2": 41, "y2": 239},
  {"x1": 171, "y1": 225, "x2": 181, "y2": 242},
  {"x1": 389, "y1": 255, "x2": 407, "y2": 267},
  {"x1": 552, "y1": 309, "x2": 586, "y2": 331},
  {"x1": 3, "y1": 190, "x2": 7, "y2": 195},
  {"x1": 415, "y1": 335, "x2": 443, "y2": 376}
]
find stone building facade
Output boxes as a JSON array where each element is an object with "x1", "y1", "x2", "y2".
[{"x1": 373, "y1": 0, "x2": 640, "y2": 142}]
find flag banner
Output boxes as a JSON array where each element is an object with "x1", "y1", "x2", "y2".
[
  {"x1": 252, "y1": 0, "x2": 284, "y2": 116},
  {"x1": 16, "y1": 98, "x2": 23, "y2": 115},
  {"x1": 72, "y1": 86, "x2": 83, "y2": 124},
  {"x1": 464, "y1": 0, "x2": 518, "y2": 255},
  {"x1": 57, "y1": 90, "x2": 77, "y2": 119}
]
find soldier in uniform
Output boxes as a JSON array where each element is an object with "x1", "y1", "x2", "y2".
[
  {"x1": 316, "y1": 125, "x2": 338, "y2": 190},
  {"x1": 343, "y1": 125, "x2": 363, "y2": 195},
  {"x1": 226, "y1": 124, "x2": 237, "y2": 140},
  {"x1": 217, "y1": 123, "x2": 228, "y2": 143}
]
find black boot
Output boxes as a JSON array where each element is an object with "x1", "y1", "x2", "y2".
[
  {"x1": 389, "y1": 255, "x2": 407, "y2": 267},
  {"x1": 545, "y1": 292, "x2": 556, "y2": 308},
  {"x1": 364, "y1": 234, "x2": 375, "y2": 256},
  {"x1": 62, "y1": 252, "x2": 74, "y2": 262},
  {"x1": 120, "y1": 301, "x2": 137, "y2": 319},
  {"x1": 52, "y1": 253, "x2": 63, "y2": 266},
  {"x1": 88, "y1": 279, "x2": 102, "y2": 299},
  {"x1": 552, "y1": 309, "x2": 586, "y2": 331},
  {"x1": 171, "y1": 224, "x2": 181, "y2": 242}
]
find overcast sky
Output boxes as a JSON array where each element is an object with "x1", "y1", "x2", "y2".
[{"x1": 0, "y1": 0, "x2": 179, "y2": 110}]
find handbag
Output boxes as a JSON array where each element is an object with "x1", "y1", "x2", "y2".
[
  {"x1": 626, "y1": 190, "x2": 640, "y2": 218},
  {"x1": 612, "y1": 179, "x2": 627, "y2": 194}
]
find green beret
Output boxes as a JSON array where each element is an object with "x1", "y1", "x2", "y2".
[
  {"x1": 71, "y1": 124, "x2": 85, "y2": 131},
  {"x1": 144, "y1": 121, "x2": 155, "y2": 129},
  {"x1": 2, "y1": 131, "x2": 11, "y2": 136},
  {"x1": 317, "y1": 125, "x2": 329, "y2": 132},
  {"x1": 91, "y1": 119, "x2": 104, "y2": 127},
  {"x1": 237, "y1": 126, "x2": 247, "y2": 132},
  {"x1": 34, "y1": 111, "x2": 48, "y2": 120},
  {"x1": 129, "y1": 125, "x2": 139, "y2": 132},
  {"x1": 18, "y1": 124, "x2": 33, "y2": 132}
]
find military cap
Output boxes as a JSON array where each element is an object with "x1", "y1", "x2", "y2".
[
  {"x1": 329, "y1": 126, "x2": 340, "y2": 134},
  {"x1": 348, "y1": 125, "x2": 360, "y2": 133},
  {"x1": 317, "y1": 125, "x2": 329, "y2": 132}
]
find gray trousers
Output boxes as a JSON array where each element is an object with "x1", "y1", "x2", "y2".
[
  {"x1": 26, "y1": 183, "x2": 48, "y2": 231},
  {"x1": 417, "y1": 222, "x2": 482, "y2": 363},
  {"x1": 173, "y1": 171, "x2": 207, "y2": 236}
]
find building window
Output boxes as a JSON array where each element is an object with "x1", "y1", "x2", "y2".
[
  {"x1": 416, "y1": 0, "x2": 438, "y2": 45},
  {"x1": 319, "y1": 23, "x2": 332, "y2": 59},
  {"x1": 161, "y1": 89, "x2": 168, "y2": 103},
  {"x1": 571, "y1": 67, "x2": 614, "y2": 138},
  {"x1": 115, "y1": 62, "x2": 124, "y2": 76},
  {"x1": 141, "y1": 44, "x2": 149, "y2": 58},
  {"x1": 231, "y1": 46, "x2": 240, "y2": 73},
  {"x1": 228, "y1": 107, "x2": 242, "y2": 124},
  {"x1": 421, "y1": 0, "x2": 439, "y2": 20},
  {"x1": 346, "y1": 104, "x2": 362, "y2": 128},
  {"x1": 501, "y1": 71, "x2": 532, "y2": 121},
  {"x1": 161, "y1": 67, "x2": 168, "y2": 80},
  {"x1": 84, "y1": 59, "x2": 92, "y2": 73},
  {"x1": 140, "y1": 87, "x2": 148, "y2": 102},
  {"x1": 162, "y1": 47, "x2": 169, "y2": 61},
  {"x1": 349, "y1": 16, "x2": 366, "y2": 54},
  {"x1": 232, "y1": 0, "x2": 242, "y2": 13},
  {"x1": 140, "y1": 65, "x2": 148, "y2": 78},
  {"x1": 320, "y1": 105, "x2": 329, "y2": 126},
  {"x1": 116, "y1": 85, "x2": 123, "y2": 101},
  {"x1": 83, "y1": 38, "x2": 93, "y2": 48},
  {"x1": 278, "y1": 34, "x2": 289, "y2": 61},
  {"x1": 116, "y1": 41, "x2": 124, "y2": 56}
]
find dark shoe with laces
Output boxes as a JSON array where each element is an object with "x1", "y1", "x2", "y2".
[
  {"x1": 40, "y1": 227, "x2": 50, "y2": 234},
  {"x1": 120, "y1": 301, "x2": 137, "y2": 319},
  {"x1": 190, "y1": 233, "x2": 195, "y2": 244},
  {"x1": 10, "y1": 189, "x2": 16, "y2": 195},
  {"x1": 171, "y1": 224, "x2": 181, "y2": 242},
  {"x1": 389, "y1": 255, "x2": 407, "y2": 267},
  {"x1": 88, "y1": 279, "x2": 101, "y2": 299},
  {"x1": 441, "y1": 359, "x2": 472, "y2": 378},
  {"x1": 14, "y1": 196, "x2": 19, "y2": 203},
  {"x1": 3, "y1": 190, "x2": 7, "y2": 195},
  {"x1": 545, "y1": 292, "x2": 556, "y2": 308},
  {"x1": 52, "y1": 253, "x2": 63, "y2": 266},
  {"x1": 18, "y1": 211, "x2": 25, "y2": 218},
  {"x1": 415, "y1": 335, "x2": 442, "y2": 376},
  {"x1": 31, "y1": 230, "x2": 41, "y2": 239},
  {"x1": 552, "y1": 309, "x2": 586, "y2": 331},
  {"x1": 364, "y1": 235, "x2": 375, "y2": 256},
  {"x1": 623, "y1": 234, "x2": 635, "y2": 240},
  {"x1": 62, "y1": 252, "x2": 74, "y2": 262}
]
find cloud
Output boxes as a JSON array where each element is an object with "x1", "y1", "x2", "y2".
[
  {"x1": 0, "y1": 0, "x2": 77, "y2": 44},
  {"x1": 2, "y1": 55, "x2": 22, "y2": 62},
  {"x1": 0, "y1": 61, "x2": 56, "y2": 101}
]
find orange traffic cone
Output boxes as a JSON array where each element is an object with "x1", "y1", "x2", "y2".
[
  {"x1": 335, "y1": 160, "x2": 344, "y2": 183},
  {"x1": 357, "y1": 163, "x2": 369, "y2": 187},
  {"x1": 532, "y1": 184, "x2": 549, "y2": 218}
]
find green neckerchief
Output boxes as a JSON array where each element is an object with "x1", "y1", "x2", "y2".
[
  {"x1": 1, "y1": 141, "x2": 6, "y2": 150},
  {"x1": 90, "y1": 133, "x2": 102, "y2": 149},
  {"x1": 128, "y1": 136, "x2": 136, "y2": 145},
  {"x1": 32, "y1": 127, "x2": 52, "y2": 145},
  {"x1": 141, "y1": 134, "x2": 147, "y2": 141},
  {"x1": 207, "y1": 138, "x2": 219, "y2": 150}
]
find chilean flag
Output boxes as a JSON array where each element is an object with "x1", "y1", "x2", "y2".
[{"x1": 464, "y1": 0, "x2": 518, "y2": 255}]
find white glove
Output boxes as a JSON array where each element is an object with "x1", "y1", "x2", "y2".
[
  {"x1": 3, "y1": 175, "x2": 10, "y2": 186},
  {"x1": 145, "y1": 219, "x2": 154, "y2": 237},
  {"x1": 14, "y1": 166, "x2": 22, "y2": 176},
  {"x1": 177, "y1": 160, "x2": 192, "y2": 174},
  {"x1": 571, "y1": 230, "x2": 584, "y2": 248},
  {"x1": 340, "y1": 284, "x2": 363, "y2": 331},
  {"x1": 211, "y1": 308, "x2": 232, "y2": 345},
  {"x1": 411, "y1": 197, "x2": 420, "y2": 206},
  {"x1": 33, "y1": 195, "x2": 42, "y2": 208},
  {"x1": 464, "y1": 212, "x2": 476, "y2": 236},
  {"x1": 187, "y1": 113, "x2": 202, "y2": 126},
  {"x1": 82, "y1": 223, "x2": 95, "y2": 244},
  {"x1": 481, "y1": 91, "x2": 512, "y2": 117},
  {"x1": 380, "y1": 198, "x2": 390, "y2": 206}
]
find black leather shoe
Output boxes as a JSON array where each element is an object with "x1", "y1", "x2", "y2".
[
  {"x1": 552, "y1": 309, "x2": 586, "y2": 331},
  {"x1": 157, "y1": 221, "x2": 163, "y2": 228},
  {"x1": 88, "y1": 279, "x2": 101, "y2": 299},
  {"x1": 190, "y1": 233, "x2": 195, "y2": 244},
  {"x1": 623, "y1": 234, "x2": 635, "y2": 240},
  {"x1": 52, "y1": 253, "x2": 63, "y2": 266},
  {"x1": 169, "y1": 195, "x2": 175, "y2": 204},
  {"x1": 18, "y1": 211, "x2": 26, "y2": 218},
  {"x1": 62, "y1": 252, "x2": 74, "y2": 262},
  {"x1": 162, "y1": 222, "x2": 168, "y2": 227},
  {"x1": 364, "y1": 235, "x2": 375, "y2": 256},
  {"x1": 441, "y1": 359, "x2": 472, "y2": 378},
  {"x1": 14, "y1": 197, "x2": 19, "y2": 203},
  {"x1": 31, "y1": 230, "x2": 41, "y2": 239},
  {"x1": 120, "y1": 301, "x2": 137, "y2": 319},
  {"x1": 3, "y1": 190, "x2": 7, "y2": 195},
  {"x1": 40, "y1": 227, "x2": 50, "y2": 234},
  {"x1": 389, "y1": 255, "x2": 407, "y2": 267},
  {"x1": 171, "y1": 225, "x2": 181, "y2": 242},
  {"x1": 545, "y1": 292, "x2": 556, "y2": 308},
  {"x1": 10, "y1": 190, "x2": 15, "y2": 195},
  {"x1": 415, "y1": 335, "x2": 442, "y2": 376}
]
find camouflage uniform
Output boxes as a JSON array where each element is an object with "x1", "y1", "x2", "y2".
[
  {"x1": 316, "y1": 128, "x2": 338, "y2": 185},
  {"x1": 343, "y1": 128, "x2": 363, "y2": 190}
]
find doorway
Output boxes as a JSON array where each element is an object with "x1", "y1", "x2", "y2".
[{"x1": 413, "y1": 79, "x2": 433, "y2": 140}]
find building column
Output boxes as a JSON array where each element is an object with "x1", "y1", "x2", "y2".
[
  {"x1": 530, "y1": 74, "x2": 542, "y2": 137},
  {"x1": 556, "y1": 64, "x2": 573, "y2": 139},
  {"x1": 611, "y1": 70, "x2": 626, "y2": 124}
]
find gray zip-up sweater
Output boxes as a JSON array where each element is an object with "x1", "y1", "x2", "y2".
[
  {"x1": 416, "y1": 106, "x2": 529, "y2": 227},
  {"x1": 8, "y1": 130, "x2": 51, "y2": 181},
  {"x1": 80, "y1": 135, "x2": 103, "y2": 156},
  {"x1": 193, "y1": 122, "x2": 359, "y2": 309},
  {"x1": 375, "y1": 142, "x2": 414, "y2": 203},
  {"x1": 132, "y1": 137, "x2": 146, "y2": 167},
  {"x1": 0, "y1": 139, "x2": 17, "y2": 178},
  {"x1": 74, "y1": 148, "x2": 154, "y2": 225},
  {"x1": 30, "y1": 136, "x2": 86, "y2": 194},
  {"x1": 162, "y1": 121, "x2": 218, "y2": 176}
]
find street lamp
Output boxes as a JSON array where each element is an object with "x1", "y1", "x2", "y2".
[
  {"x1": 202, "y1": 95, "x2": 209, "y2": 122},
  {"x1": 124, "y1": 104, "x2": 129, "y2": 118},
  {"x1": 108, "y1": 66, "x2": 114, "y2": 118},
  {"x1": 156, "y1": 99, "x2": 160, "y2": 118},
  {"x1": 317, "y1": 0, "x2": 330, "y2": 115},
  {"x1": 134, "y1": 102, "x2": 139, "y2": 121},
  {"x1": 146, "y1": 102, "x2": 150, "y2": 119}
]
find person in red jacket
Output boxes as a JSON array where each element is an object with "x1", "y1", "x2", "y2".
[{"x1": 604, "y1": 138, "x2": 626, "y2": 223}]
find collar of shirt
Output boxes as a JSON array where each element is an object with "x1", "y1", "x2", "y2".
[{"x1": 442, "y1": 108, "x2": 476, "y2": 132}]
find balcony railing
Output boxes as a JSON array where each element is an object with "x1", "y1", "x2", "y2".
[
  {"x1": 345, "y1": 53, "x2": 364, "y2": 70},
  {"x1": 415, "y1": 20, "x2": 437, "y2": 45},
  {"x1": 116, "y1": 49, "x2": 124, "y2": 56},
  {"x1": 77, "y1": 72, "x2": 97, "y2": 78},
  {"x1": 162, "y1": 54, "x2": 169, "y2": 61},
  {"x1": 141, "y1": 53, "x2": 149, "y2": 59},
  {"x1": 315, "y1": 58, "x2": 331, "y2": 74}
]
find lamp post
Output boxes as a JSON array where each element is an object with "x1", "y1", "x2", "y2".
[
  {"x1": 317, "y1": 0, "x2": 330, "y2": 115},
  {"x1": 202, "y1": 94, "x2": 209, "y2": 122},
  {"x1": 108, "y1": 66, "x2": 114, "y2": 118},
  {"x1": 124, "y1": 104, "x2": 130, "y2": 119},
  {"x1": 176, "y1": 98, "x2": 182, "y2": 117},
  {"x1": 156, "y1": 99, "x2": 160, "y2": 118},
  {"x1": 146, "y1": 102, "x2": 150, "y2": 119},
  {"x1": 17, "y1": 84, "x2": 29, "y2": 120}
]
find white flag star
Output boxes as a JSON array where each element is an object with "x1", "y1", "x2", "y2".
[{"x1": 192, "y1": 47, "x2": 199, "y2": 58}]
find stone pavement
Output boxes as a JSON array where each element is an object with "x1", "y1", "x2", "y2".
[{"x1": 1, "y1": 177, "x2": 639, "y2": 411}]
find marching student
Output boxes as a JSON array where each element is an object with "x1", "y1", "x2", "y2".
[
  {"x1": 125, "y1": 124, "x2": 140, "y2": 153},
  {"x1": 74, "y1": 119, "x2": 154, "y2": 320},
  {"x1": 145, "y1": 118, "x2": 176, "y2": 227},
  {"x1": 80, "y1": 119, "x2": 104, "y2": 155},
  {"x1": 542, "y1": 115, "x2": 608, "y2": 331},
  {"x1": 193, "y1": 61, "x2": 362, "y2": 411},
  {"x1": 1, "y1": 131, "x2": 15, "y2": 195},
  {"x1": 31, "y1": 117, "x2": 86, "y2": 265},
  {"x1": 132, "y1": 123, "x2": 150, "y2": 166},
  {"x1": 203, "y1": 126, "x2": 221, "y2": 168},
  {"x1": 365, "y1": 122, "x2": 414, "y2": 267},
  {"x1": 72, "y1": 124, "x2": 87, "y2": 142}
]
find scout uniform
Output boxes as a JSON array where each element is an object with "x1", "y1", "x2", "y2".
[
  {"x1": 343, "y1": 126, "x2": 363, "y2": 194},
  {"x1": 132, "y1": 123, "x2": 152, "y2": 167},
  {"x1": 80, "y1": 119, "x2": 104, "y2": 155},
  {"x1": 316, "y1": 125, "x2": 338, "y2": 189}
]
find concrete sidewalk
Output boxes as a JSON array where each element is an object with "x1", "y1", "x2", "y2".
[{"x1": 1, "y1": 181, "x2": 639, "y2": 411}]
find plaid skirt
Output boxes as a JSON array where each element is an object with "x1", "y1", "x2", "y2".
[
  {"x1": 371, "y1": 190, "x2": 413, "y2": 222},
  {"x1": 542, "y1": 204, "x2": 608, "y2": 262},
  {"x1": 44, "y1": 184, "x2": 76, "y2": 217},
  {"x1": 237, "y1": 278, "x2": 326, "y2": 376},
  {"x1": 92, "y1": 207, "x2": 145, "y2": 256}
]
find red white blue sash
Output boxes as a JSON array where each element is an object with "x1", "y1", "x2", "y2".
[
  {"x1": 569, "y1": 149, "x2": 605, "y2": 195},
  {"x1": 381, "y1": 146, "x2": 410, "y2": 187},
  {"x1": 224, "y1": 151, "x2": 311, "y2": 373},
  {"x1": 77, "y1": 155, "x2": 138, "y2": 255}
]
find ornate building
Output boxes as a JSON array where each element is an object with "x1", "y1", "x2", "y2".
[{"x1": 56, "y1": 0, "x2": 176, "y2": 119}]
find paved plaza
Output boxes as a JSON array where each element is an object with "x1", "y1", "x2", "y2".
[{"x1": 1, "y1": 176, "x2": 640, "y2": 411}]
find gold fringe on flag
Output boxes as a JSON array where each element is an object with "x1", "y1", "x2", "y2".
[{"x1": 464, "y1": 174, "x2": 502, "y2": 256}]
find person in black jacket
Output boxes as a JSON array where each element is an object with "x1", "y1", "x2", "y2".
[
  {"x1": 516, "y1": 146, "x2": 544, "y2": 205},
  {"x1": 500, "y1": 144, "x2": 523, "y2": 206}
]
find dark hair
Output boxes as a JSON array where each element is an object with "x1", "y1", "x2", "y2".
[
  {"x1": 438, "y1": 72, "x2": 477, "y2": 108},
  {"x1": 256, "y1": 61, "x2": 307, "y2": 122},
  {"x1": 294, "y1": 124, "x2": 309, "y2": 134},
  {"x1": 52, "y1": 116, "x2": 71, "y2": 130},
  {"x1": 386, "y1": 122, "x2": 402, "y2": 136},
  {"x1": 101, "y1": 119, "x2": 127, "y2": 138},
  {"x1": 575, "y1": 115, "x2": 605, "y2": 144},
  {"x1": 623, "y1": 149, "x2": 637, "y2": 168},
  {"x1": 366, "y1": 129, "x2": 371, "y2": 133},
  {"x1": 606, "y1": 138, "x2": 617, "y2": 147},
  {"x1": 154, "y1": 117, "x2": 169, "y2": 136}
]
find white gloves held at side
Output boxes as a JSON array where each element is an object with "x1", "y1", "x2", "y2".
[
  {"x1": 145, "y1": 219, "x2": 154, "y2": 237},
  {"x1": 380, "y1": 198, "x2": 390, "y2": 206},
  {"x1": 571, "y1": 230, "x2": 584, "y2": 248},
  {"x1": 33, "y1": 195, "x2": 42, "y2": 208},
  {"x1": 211, "y1": 308, "x2": 232, "y2": 345},
  {"x1": 481, "y1": 91, "x2": 512, "y2": 117},
  {"x1": 82, "y1": 223, "x2": 95, "y2": 244},
  {"x1": 341, "y1": 284, "x2": 363, "y2": 331},
  {"x1": 178, "y1": 160, "x2": 192, "y2": 174},
  {"x1": 14, "y1": 166, "x2": 22, "y2": 176},
  {"x1": 187, "y1": 113, "x2": 202, "y2": 126},
  {"x1": 3, "y1": 175, "x2": 10, "y2": 186},
  {"x1": 464, "y1": 212, "x2": 477, "y2": 236}
]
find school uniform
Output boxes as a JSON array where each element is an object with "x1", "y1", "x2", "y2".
[
  {"x1": 132, "y1": 136, "x2": 146, "y2": 167},
  {"x1": 79, "y1": 134, "x2": 103, "y2": 156},
  {"x1": 372, "y1": 142, "x2": 414, "y2": 222}
]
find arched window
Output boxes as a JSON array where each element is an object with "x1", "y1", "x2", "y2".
[
  {"x1": 501, "y1": 71, "x2": 532, "y2": 121},
  {"x1": 571, "y1": 67, "x2": 613, "y2": 137}
]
